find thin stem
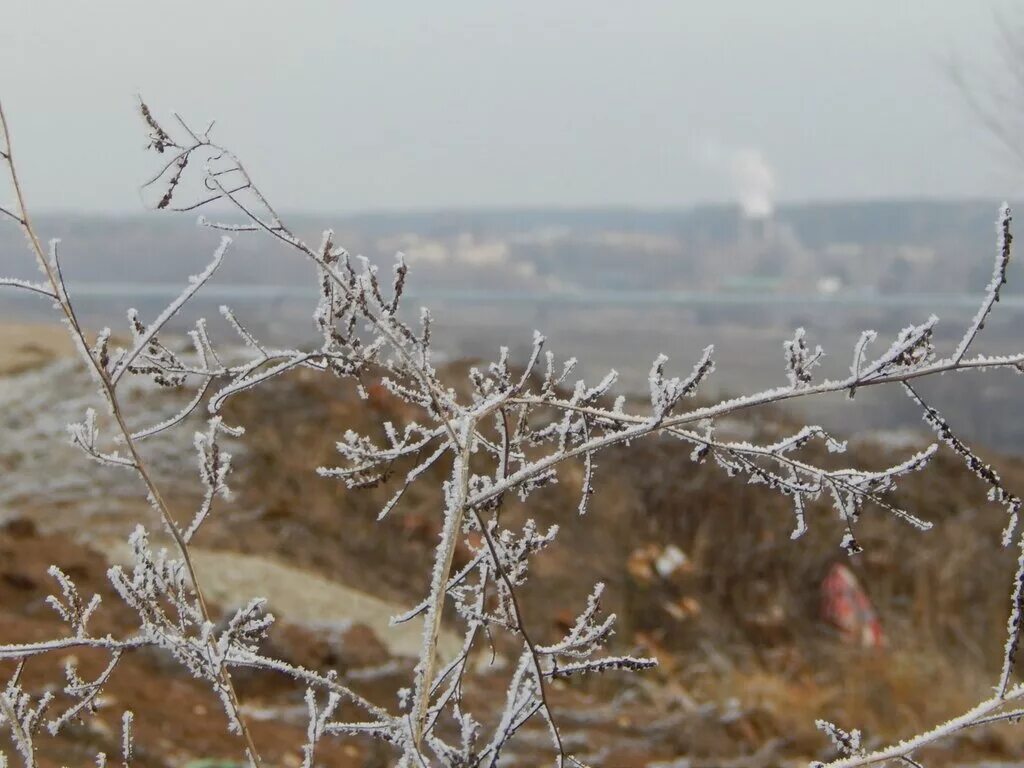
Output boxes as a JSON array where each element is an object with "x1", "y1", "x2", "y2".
[
  {"x1": 0, "y1": 203, "x2": 23, "y2": 224},
  {"x1": 412, "y1": 418, "x2": 473, "y2": 748},
  {"x1": 479, "y1": 351, "x2": 1024, "y2": 511},
  {"x1": 467, "y1": 506, "x2": 568, "y2": 766},
  {"x1": 0, "y1": 692, "x2": 34, "y2": 768},
  {"x1": 0, "y1": 99, "x2": 264, "y2": 768},
  {"x1": 821, "y1": 687, "x2": 1024, "y2": 768}
]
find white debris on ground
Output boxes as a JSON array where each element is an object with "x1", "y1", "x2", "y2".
[{"x1": 0, "y1": 357, "x2": 235, "y2": 535}]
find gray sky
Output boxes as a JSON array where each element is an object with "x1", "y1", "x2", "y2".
[{"x1": 0, "y1": 1, "x2": 1016, "y2": 213}]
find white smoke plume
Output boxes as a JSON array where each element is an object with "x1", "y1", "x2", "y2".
[
  {"x1": 729, "y1": 147, "x2": 776, "y2": 219},
  {"x1": 696, "y1": 141, "x2": 778, "y2": 219}
]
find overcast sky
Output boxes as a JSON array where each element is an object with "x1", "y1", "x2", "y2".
[{"x1": 0, "y1": 1, "x2": 1017, "y2": 213}]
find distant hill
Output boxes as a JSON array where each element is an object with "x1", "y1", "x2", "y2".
[{"x1": 0, "y1": 200, "x2": 1012, "y2": 295}]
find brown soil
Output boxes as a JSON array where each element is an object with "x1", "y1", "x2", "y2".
[
  {"x1": 4, "y1": 334, "x2": 1024, "y2": 765},
  {"x1": 0, "y1": 324, "x2": 74, "y2": 376},
  {"x1": 0, "y1": 519, "x2": 404, "y2": 767}
]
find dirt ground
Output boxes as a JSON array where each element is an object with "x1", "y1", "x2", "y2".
[
  {"x1": 0, "y1": 323, "x2": 74, "y2": 375},
  {"x1": 3, "y1": 322, "x2": 1024, "y2": 766}
]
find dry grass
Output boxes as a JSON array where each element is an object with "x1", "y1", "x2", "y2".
[
  {"x1": 4, "y1": 329, "x2": 1023, "y2": 763},
  {"x1": 197, "y1": 363, "x2": 1024, "y2": 761}
]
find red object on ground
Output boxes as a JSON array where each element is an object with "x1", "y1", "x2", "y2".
[{"x1": 820, "y1": 562, "x2": 885, "y2": 648}]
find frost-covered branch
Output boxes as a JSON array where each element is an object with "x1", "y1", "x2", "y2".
[
  {"x1": 2, "y1": 97, "x2": 1024, "y2": 766},
  {"x1": 0, "y1": 99, "x2": 265, "y2": 768}
]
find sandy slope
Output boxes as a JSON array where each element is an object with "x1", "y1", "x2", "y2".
[
  {"x1": 104, "y1": 539, "x2": 462, "y2": 660},
  {"x1": 0, "y1": 321, "x2": 74, "y2": 375}
]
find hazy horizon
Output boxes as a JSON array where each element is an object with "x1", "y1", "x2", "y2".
[{"x1": 14, "y1": 194, "x2": 1021, "y2": 220}]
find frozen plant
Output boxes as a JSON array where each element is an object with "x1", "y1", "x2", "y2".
[{"x1": 2, "y1": 97, "x2": 1024, "y2": 767}]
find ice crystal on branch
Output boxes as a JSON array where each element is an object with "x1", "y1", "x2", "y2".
[
  {"x1": 784, "y1": 327, "x2": 823, "y2": 388},
  {"x1": 2, "y1": 98, "x2": 1024, "y2": 768}
]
